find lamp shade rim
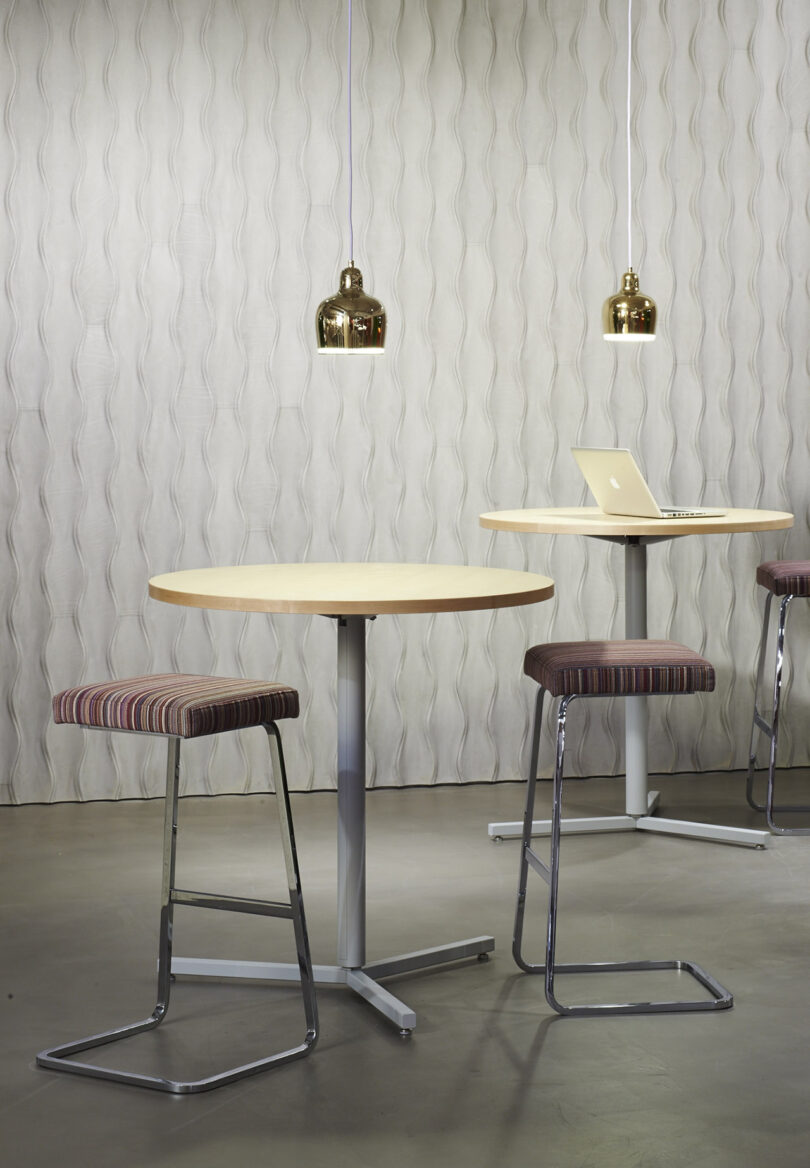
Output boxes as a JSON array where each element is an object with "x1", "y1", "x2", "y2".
[{"x1": 317, "y1": 346, "x2": 385, "y2": 355}]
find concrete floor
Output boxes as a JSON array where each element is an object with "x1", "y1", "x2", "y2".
[{"x1": 2, "y1": 771, "x2": 810, "y2": 1168}]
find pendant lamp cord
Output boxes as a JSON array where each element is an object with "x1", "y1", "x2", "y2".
[
  {"x1": 347, "y1": 0, "x2": 354, "y2": 265},
  {"x1": 626, "y1": 0, "x2": 631, "y2": 270}
]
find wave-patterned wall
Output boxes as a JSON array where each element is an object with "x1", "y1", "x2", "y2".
[{"x1": 1, "y1": 0, "x2": 807, "y2": 802}]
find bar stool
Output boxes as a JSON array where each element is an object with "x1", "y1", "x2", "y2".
[
  {"x1": 512, "y1": 640, "x2": 734, "y2": 1016},
  {"x1": 746, "y1": 560, "x2": 810, "y2": 835},
  {"x1": 37, "y1": 673, "x2": 319, "y2": 1094}
]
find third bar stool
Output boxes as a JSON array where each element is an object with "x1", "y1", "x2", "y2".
[
  {"x1": 746, "y1": 560, "x2": 810, "y2": 834},
  {"x1": 512, "y1": 639, "x2": 734, "y2": 1016}
]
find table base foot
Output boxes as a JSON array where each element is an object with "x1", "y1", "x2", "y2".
[
  {"x1": 170, "y1": 957, "x2": 345, "y2": 983},
  {"x1": 344, "y1": 969, "x2": 416, "y2": 1031},
  {"x1": 489, "y1": 814, "x2": 638, "y2": 840},
  {"x1": 490, "y1": 792, "x2": 661, "y2": 841},
  {"x1": 362, "y1": 935, "x2": 494, "y2": 981},
  {"x1": 488, "y1": 792, "x2": 770, "y2": 849},
  {"x1": 634, "y1": 816, "x2": 770, "y2": 848},
  {"x1": 170, "y1": 935, "x2": 494, "y2": 1034}
]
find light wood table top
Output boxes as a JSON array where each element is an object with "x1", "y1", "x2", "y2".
[
  {"x1": 149, "y1": 561, "x2": 555, "y2": 617},
  {"x1": 480, "y1": 506, "x2": 794, "y2": 540}
]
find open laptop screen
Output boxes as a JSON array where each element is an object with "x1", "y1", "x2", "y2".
[{"x1": 571, "y1": 448, "x2": 725, "y2": 519}]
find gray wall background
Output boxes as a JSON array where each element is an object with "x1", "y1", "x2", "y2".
[{"x1": 1, "y1": 0, "x2": 807, "y2": 803}]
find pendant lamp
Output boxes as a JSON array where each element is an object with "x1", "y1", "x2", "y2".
[
  {"x1": 603, "y1": 0, "x2": 656, "y2": 342},
  {"x1": 316, "y1": 0, "x2": 386, "y2": 354}
]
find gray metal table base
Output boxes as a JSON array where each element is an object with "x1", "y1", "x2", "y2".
[
  {"x1": 173, "y1": 615, "x2": 494, "y2": 1033},
  {"x1": 488, "y1": 810, "x2": 769, "y2": 849},
  {"x1": 171, "y1": 936, "x2": 494, "y2": 1034},
  {"x1": 488, "y1": 537, "x2": 771, "y2": 850}
]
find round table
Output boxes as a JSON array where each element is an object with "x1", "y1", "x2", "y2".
[
  {"x1": 149, "y1": 561, "x2": 554, "y2": 1032},
  {"x1": 480, "y1": 506, "x2": 793, "y2": 541},
  {"x1": 480, "y1": 506, "x2": 793, "y2": 848}
]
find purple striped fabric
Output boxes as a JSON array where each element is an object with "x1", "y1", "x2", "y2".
[
  {"x1": 53, "y1": 674, "x2": 299, "y2": 738},
  {"x1": 523, "y1": 640, "x2": 715, "y2": 697},
  {"x1": 756, "y1": 560, "x2": 810, "y2": 598}
]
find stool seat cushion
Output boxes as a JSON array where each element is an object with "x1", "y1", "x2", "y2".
[
  {"x1": 523, "y1": 640, "x2": 715, "y2": 697},
  {"x1": 756, "y1": 561, "x2": 810, "y2": 597},
  {"x1": 53, "y1": 674, "x2": 299, "y2": 738}
]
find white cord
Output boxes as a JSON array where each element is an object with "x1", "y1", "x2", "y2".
[
  {"x1": 626, "y1": 0, "x2": 631, "y2": 270},
  {"x1": 347, "y1": 0, "x2": 354, "y2": 264}
]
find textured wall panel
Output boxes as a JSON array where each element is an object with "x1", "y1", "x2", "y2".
[{"x1": 1, "y1": 0, "x2": 807, "y2": 802}]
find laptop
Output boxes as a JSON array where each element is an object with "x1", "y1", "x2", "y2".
[{"x1": 571, "y1": 447, "x2": 725, "y2": 519}]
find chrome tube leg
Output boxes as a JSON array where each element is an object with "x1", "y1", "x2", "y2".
[
  {"x1": 544, "y1": 697, "x2": 573, "y2": 1014},
  {"x1": 746, "y1": 592, "x2": 773, "y2": 810},
  {"x1": 265, "y1": 723, "x2": 319, "y2": 1046},
  {"x1": 155, "y1": 737, "x2": 181, "y2": 1021},
  {"x1": 746, "y1": 594, "x2": 809, "y2": 832},
  {"x1": 765, "y1": 596, "x2": 789, "y2": 827},
  {"x1": 512, "y1": 688, "x2": 546, "y2": 970},
  {"x1": 764, "y1": 597, "x2": 810, "y2": 833}
]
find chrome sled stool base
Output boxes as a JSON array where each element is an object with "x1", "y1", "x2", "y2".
[
  {"x1": 513, "y1": 682, "x2": 734, "y2": 1017},
  {"x1": 37, "y1": 718, "x2": 318, "y2": 1094}
]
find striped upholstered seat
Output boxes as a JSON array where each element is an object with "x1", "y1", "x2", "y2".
[
  {"x1": 523, "y1": 640, "x2": 715, "y2": 698},
  {"x1": 755, "y1": 560, "x2": 810, "y2": 598},
  {"x1": 53, "y1": 673, "x2": 299, "y2": 739}
]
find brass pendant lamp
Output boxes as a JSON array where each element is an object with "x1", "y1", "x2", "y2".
[
  {"x1": 316, "y1": 0, "x2": 386, "y2": 354},
  {"x1": 603, "y1": 0, "x2": 656, "y2": 342}
]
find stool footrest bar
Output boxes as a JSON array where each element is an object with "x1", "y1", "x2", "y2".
[
  {"x1": 171, "y1": 889, "x2": 294, "y2": 918},
  {"x1": 753, "y1": 711, "x2": 773, "y2": 738},
  {"x1": 525, "y1": 846, "x2": 550, "y2": 885}
]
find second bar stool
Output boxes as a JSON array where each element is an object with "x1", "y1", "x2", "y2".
[
  {"x1": 746, "y1": 560, "x2": 810, "y2": 834},
  {"x1": 512, "y1": 639, "x2": 734, "y2": 1016}
]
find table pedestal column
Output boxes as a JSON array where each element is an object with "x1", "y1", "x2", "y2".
[
  {"x1": 172, "y1": 612, "x2": 494, "y2": 1034},
  {"x1": 625, "y1": 540, "x2": 650, "y2": 817},
  {"x1": 337, "y1": 617, "x2": 366, "y2": 969},
  {"x1": 334, "y1": 617, "x2": 493, "y2": 1032}
]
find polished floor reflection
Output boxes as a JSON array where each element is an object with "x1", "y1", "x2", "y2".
[{"x1": 3, "y1": 772, "x2": 809, "y2": 1168}]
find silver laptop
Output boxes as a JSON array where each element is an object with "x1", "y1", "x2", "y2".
[{"x1": 571, "y1": 447, "x2": 725, "y2": 519}]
